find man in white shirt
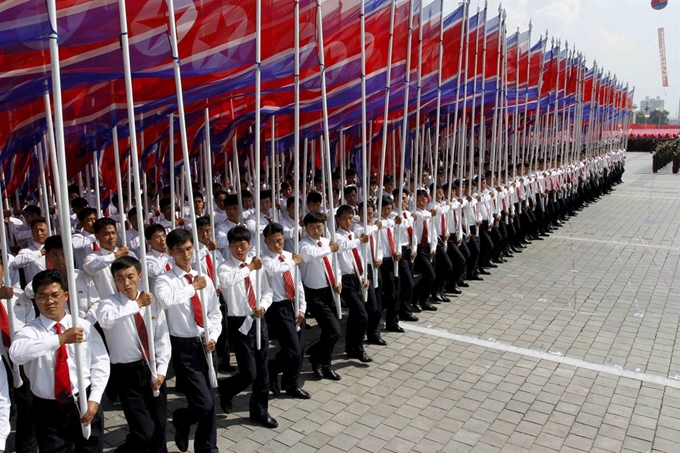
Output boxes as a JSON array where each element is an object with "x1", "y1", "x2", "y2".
[
  {"x1": 413, "y1": 190, "x2": 438, "y2": 311},
  {"x1": 72, "y1": 207, "x2": 98, "y2": 269},
  {"x1": 13, "y1": 217, "x2": 49, "y2": 285},
  {"x1": 83, "y1": 218, "x2": 136, "y2": 299},
  {"x1": 144, "y1": 224, "x2": 173, "y2": 291},
  {"x1": 10, "y1": 270, "x2": 110, "y2": 453},
  {"x1": 154, "y1": 228, "x2": 221, "y2": 453},
  {"x1": 262, "y1": 222, "x2": 310, "y2": 400},
  {"x1": 217, "y1": 226, "x2": 278, "y2": 429},
  {"x1": 97, "y1": 256, "x2": 171, "y2": 453}
]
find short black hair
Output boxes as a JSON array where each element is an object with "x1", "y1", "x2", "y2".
[
  {"x1": 30, "y1": 217, "x2": 47, "y2": 229},
  {"x1": 167, "y1": 228, "x2": 192, "y2": 250},
  {"x1": 304, "y1": 211, "x2": 326, "y2": 226},
  {"x1": 260, "y1": 190, "x2": 272, "y2": 202},
  {"x1": 394, "y1": 188, "x2": 411, "y2": 197},
  {"x1": 306, "y1": 192, "x2": 322, "y2": 204},
  {"x1": 78, "y1": 207, "x2": 97, "y2": 222},
  {"x1": 32, "y1": 270, "x2": 67, "y2": 293},
  {"x1": 241, "y1": 189, "x2": 252, "y2": 199},
  {"x1": 335, "y1": 205, "x2": 354, "y2": 218},
  {"x1": 193, "y1": 191, "x2": 204, "y2": 200},
  {"x1": 94, "y1": 217, "x2": 117, "y2": 233},
  {"x1": 111, "y1": 256, "x2": 142, "y2": 277},
  {"x1": 287, "y1": 196, "x2": 300, "y2": 208},
  {"x1": 44, "y1": 235, "x2": 63, "y2": 253},
  {"x1": 380, "y1": 196, "x2": 393, "y2": 208},
  {"x1": 358, "y1": 201, "x2": 375, "y2": 212},
  {"x1": 159, "y1": 198, "x2": 172, "y2": 210},
  {"x1": 128, "y1": 207, "x2": 141, "y2": 218},
  {"x1": 196, "y1": 216, "x2": 211, "y2": 228},
  {"x1": 145, "y1": 223, "x2": 166, "y2": 241},
  {"x1": 280, "y1": 181, "x2": 291, "y2": 191},
  {"x1": 343, "y1": 186, "x2": 357, "y2": 196},
  {"x1": 416, "y1": 189, "x2": 429, "y2": 198},
  {"x1": 263, "y1": 222, "x2": 284, "y2": 239},
  {"x1": 22, "y1": 205, "x2": 41, "y2": 216},
  {"x1": 67, "y1": 185, "x2": 80, "y2": 195},
  {"x1": 224, "y1": 194, "x2": 239, "y2": 207},
  {"x1": 71, "y1": 197, "x2": 89, "y2": 210},
  {"x1": 227, "y1": 225, "x2": 252, "y2": 243}
]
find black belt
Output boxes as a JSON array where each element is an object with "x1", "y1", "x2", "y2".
[
  {"x1": 170, "y1": 335, "x2": 203, "y2": 345},
  {"x1": 111, "y1": 359, "x2": 147, "y2": 369}
]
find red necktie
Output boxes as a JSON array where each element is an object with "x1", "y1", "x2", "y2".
[
  {"x1": 206, "y1": 253, "x2": 214, "y2": 281},
  {"x1": 386, "y1": 228, "x2": 396, "y2": 257},
  {"x1": 0, "y1": 304, "x2": 11, "y2": 348},
  {"x1": 93, "y1": 241, "x2": 100, "y2": 251},
  {"x1": 441, "y1": 214, "x2": 446, "y2": 235},
  {"x1": 134, "y1": 311, "x2": 151, "y2": 362},
  {"x1": 420, "y1": 219, "x2": 429, "y2": 247},
  {"x1": 165, "y1": 263, "x2": 172, "y2": 271},
  {"x1": 183, "y1": 274, "x2": 205, "y2": 328},
  {"x1": 278, "y1": 255, "x2": 296, "y2": 300},
  {"x1": 369, "y1": 235, "x2": 376, "y2": 263},
  {"x1": 240, "y1": 263, "x2": 257, "y2": 309},
  {"x1": 404, "y1": 211, "x2": 414, "y2": 244},
  {"x1": 348, "y1": 234, "x2": 363, "y2": 275},
  {"x1": 54, "y1": 323, "x2": 72, "y2": 403},
  {"x1": 317, "y1": 241, "x2": 336, "y2": 287}
]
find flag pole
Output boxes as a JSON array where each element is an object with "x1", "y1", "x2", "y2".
[
  {"x1": 112, "y1": 127, "x2": 127, "y2": 247},
  {"x1": 359, "y1": 0, "x2": 370, "y2": 301},
  {"x1": 204, "y1": 109, "x2": 218, "y2": 289},
  {"x1": 46, "y1": 0, "x2": 90, "y2": 438},
  {"x1": 253, "y1": 0, "x2": 263, "y2": 350},
  {"x1": 294, "y1": 0, "x2": 301, "y2": 319},
  {"x1": 169, "y1": 114, "x2": 176, "y2": 230},
  {"x1": 37, "y1": 143, "x2": 52, "y2": 234},
  {"x1": 166, "y1": 0, "x2": 217, "y2": 387},
  {"x1": 315, "y1": 0, "x2": 341, "y2": 318}
]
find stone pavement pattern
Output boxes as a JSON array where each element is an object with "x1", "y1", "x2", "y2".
[{"x1": 98, "y1": 152, "x2": 679, "y2": 452}]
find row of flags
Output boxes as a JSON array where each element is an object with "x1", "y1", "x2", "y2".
[{"x1": 0, "y1": 0, "x2": 634, "y2": 198}]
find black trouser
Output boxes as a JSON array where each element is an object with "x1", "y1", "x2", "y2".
[
  {"x1": 304, "y1": 286, "x2": 340, "y2": 366},
  {"x1": 457, "y1": 238, "x2": 470, "y2": 285},
  {"x1": 365, "y1": 265, "x2": 381, "y2": 339},
  {"x1": 340, "y1": 274, "x2": 368, "y2": 353},
  {"x1": 265, "y1": 300, "x2": 305, "y2": 390},
  {"x1": 4, "y1": 361, "x2": 36, "y2": 453},
  {"x1": 433, "y1": 239, "x2": 452, "y2": 293},
  {"x1": 216, "y1": 295, "x2": 231, "y2": 367},
  {"x1": 478, "y1": 222, "x2": 495, "y2": 268},
  {"x1": 465, "y1": 230, "x2": 481, "y2": 278},
  {"x1": 397, "y1": 247, "x2": 415, "y2": 317},
  {"x1": 446, "y1": 235, "x2": 466, "y2": 290},
  {"x1": 220, "y1": 317, "x2": 270, "y2": 421},
  {"x1": 111, "y1": 361, "x2": 167, "y2": 453},
  {"x1": 379, "y1": 258, "x2": 398, "y2": 329},
  {"x1": 33, "y1": 388, "x2": 104, "y2": 453},
  {"x1": 489, "y1": 224, "x2": 504, "y2": 262},
  {"x1": 170, "y1": 336, "x2": 217, "y2": 453},
  {"x1": 413, "y1": 245, "x2": 435, "y2": 306}
]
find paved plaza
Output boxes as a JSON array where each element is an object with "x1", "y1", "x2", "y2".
[{"x1": 96, "y1": 151, "x2": 679, "y2": 453}]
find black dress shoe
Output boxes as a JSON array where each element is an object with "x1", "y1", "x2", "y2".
[
  {"x1": 386, "y1": 324, "x2": 405, "y2": 332},
  {"x1": 252, "y1": 415, "x2": 279, "y2": 429},
  {"x1": 310, "y1": 357, "x2": 323, "y2": 379},
  {"x1": 218, "y1": 362, "x2": 237, "y2": 373},
  {"x1": 269, "y1": 364, "x2": 280, "y2": 396},
  {"x1": 286, "y1": 387, "x2": 311, "y2": 399},
  {"x1": 420, "y1": 304, "x2": 437, "y2": 311},
  {"x1": 470, "y1": 276, "x2": 484, "y2": 281},
  {"x1": 450, "y1": 288, "x2": 462, "y2": 295},
  {"x1": 322, "y1": 367, "x2": 341, "y2": 381},
  {"x1": 399, "y1": 313, "x2": 419, "y2": 322},
  {"x1": 432, "y1": 293, "x2": 444, "y2": 302},
  {"x1": 346, "y1": 350, "x2": 373, "y2": 363},
  {"x1": 533, "y1": 236, "x2": 544, "y2": 241},
  {"x1": 459, "y1": 282, "x2": 470, "y2": 288},
  {"x1": 410, "y1": 305, "x2": 422, "y2": 313},
  {"x1": 172, "y1": 412, "x2": 189, "y2": 452},
  {"x1": 219, "y1": 394, "x2": 233, "y2": 414},
  {"x1": 368, "y1": 336, "x2": 388, "y2": 345},
  {"x1": 479, "y1": 269, "x2": 491, "y2": 275},
  {"x1": 486, "y1": 263, "x2": 498, "y2": 268},
  {"x1": 440, "y1": 293, "x2": 451, "y2": 302}
]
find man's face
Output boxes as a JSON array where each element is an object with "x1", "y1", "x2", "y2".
[
  {"x1": 47, "y1": 248, "x2": 67, "y2": 273},
  {"x1": 161, "y1": 205, "x2": 173, "y2": 220},
  {"x1": 416, "y1": 195, "x2": 428, "y2": 210},
  {"x1": 170, "y1": 240, "x2": 194, "y2": 270},
  {"x1": 194, "y1": 197, "x2": 205, "y2": 215},
  {"x1": 114, "y1": 266, "x2": 141, "y2": 301},
  {"x1": 96, "y1": 225, "x2": 118, "y2": 250},
  {"x1": 83, "y1": 214, "x2": 97, "y2": 234},
  {"x1": 381, "y1": 204, "x2": 393, "y2": 219},
  {"x1": 32, "y1": 223, "x2": 48, "y2": 244},
  {"x1": 287, "y1": 203, "x2": 296, "y2": 220},
  {"x1": 261, "y1": 198, "x2": 272, "y2": 214},
  {"x1": 346, "y1": 191, "x2": 358, "y2": 206},
  {"x1": 281, "y1": 186, "x2": 293, "y2": 198},
  {"x1": 264, "y1": 232, "x2": 285, "y2": 255},
  {"x1": 384, "y1": 182, "x2": 394, "y2": 193},
  {"x1": 147, "y1": 230, "x2": 167, "y2": 253},
  {"x1": 337, "y1": 212, "x2": 353, "y2": 231},
  {"x1": 242, "y1": 196, "x2": 253, "y2": 210},
  {"x1": 225, "y1": 204, "x2": 240, "y2": 223},
  {"x1": 216, "y1": 194, "x2": 227, "y2": 210},
  {"x1": 229, "y1": 240, "x2": 250, "y2": 262},
  {"x1": 24, "y1": 213, "x2": 38, "y2": 226},
  {"x1": 435, "y1": 189, "x2": 444, "y2": 202},
  {"x1": 197, "y1": 225, "x2": 211, "y2": 246},
  {"x1": 305, "y1": 222, "x2": 324, "y2": 240},
  {"x1": 35, "y1": 282, "x2": 67, "y2": 321},
  {"x1": 307, "y1": 201, "x2": 321, "y2": 213}
]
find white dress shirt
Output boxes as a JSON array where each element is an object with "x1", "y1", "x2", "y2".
[
  {"x1": 215, "y1": 219, "x2": 238, "y2": 256},
  {"x1": 96, "y1": 292, "x2": 171, "y2": 376},
  {"x1": 10, "y1": 314, "x2": 110, "y2": 404},
  {"x1": 71, "y1": 230, "x2": 97, "y2": 269},
  {"x1": 0, "y1": 363, "x2": 8, "y2": 450},
  {"x1": 83, "y1": 247, "x2": 138, "y2": 299},
  {"x1": 261, "y1": 250, "x2": 307, "y2": 313},
  {"x1": 414, "y1": 208, "x2": 438, "y2": 250},
  {"x1": 146, "y1": 249, "x2": 174, "y2": 290},
  {"x1": 13, "y1": 241, "x2": 46, "y2": 284},
  {"x1": 154, "y1": 266, "x2": 222, "y2": 342},
  {"x1": 23, "y1": 269, "x2": 101, "y2": 324},
  {"x1": 1, "y1": 291, "x2": 35, "y2": 344},
  {"x1": 299, "y1": 236, "x2": 335, "y2": 290},
  {"x1": 334, "y1": 228, "x2": 364, "y2": 276}
]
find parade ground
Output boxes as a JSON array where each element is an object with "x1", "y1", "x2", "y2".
[{"x1": 97, "y1": 152, "x2": 679, "y2": 452}]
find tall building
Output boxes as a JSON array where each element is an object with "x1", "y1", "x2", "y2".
[{"x1": 639, "y1": 96, "x2": 665, "y2": 114}]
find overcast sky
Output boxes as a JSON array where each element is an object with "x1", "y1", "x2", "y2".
[{"x1": 443, "y1": 0, "x2": 680, "y2": 117}]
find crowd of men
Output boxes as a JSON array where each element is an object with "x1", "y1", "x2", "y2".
[{"x1": 0, "y1": 149, "x2": 625, "y2": 453}]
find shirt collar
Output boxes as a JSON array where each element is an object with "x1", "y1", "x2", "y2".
[{"x1": 39, "y1": 313, "x2": 71, "y2": 332}]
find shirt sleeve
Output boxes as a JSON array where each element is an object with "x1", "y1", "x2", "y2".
[
  {"x1": 12, "y1": 248, "x2": 41, "y2": 268},
  {"x1": 0, "y1": 365, "x2": 10, "y2": 451},
  {"x1": 86, "y1": 325, "x2": 110, "y2": 405},
  {"x1": 154, "y1": 275, "x2": 196, "y2": 309},
  {"x1": 9, "y1": 326, "x2": 61, "y2": 366},
  {"x1": 82, "y1": 252, "x2": 116, "y2": 276},
  {"x1": 96, "y1": 296, "x2": 140, "y2": 330}
]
